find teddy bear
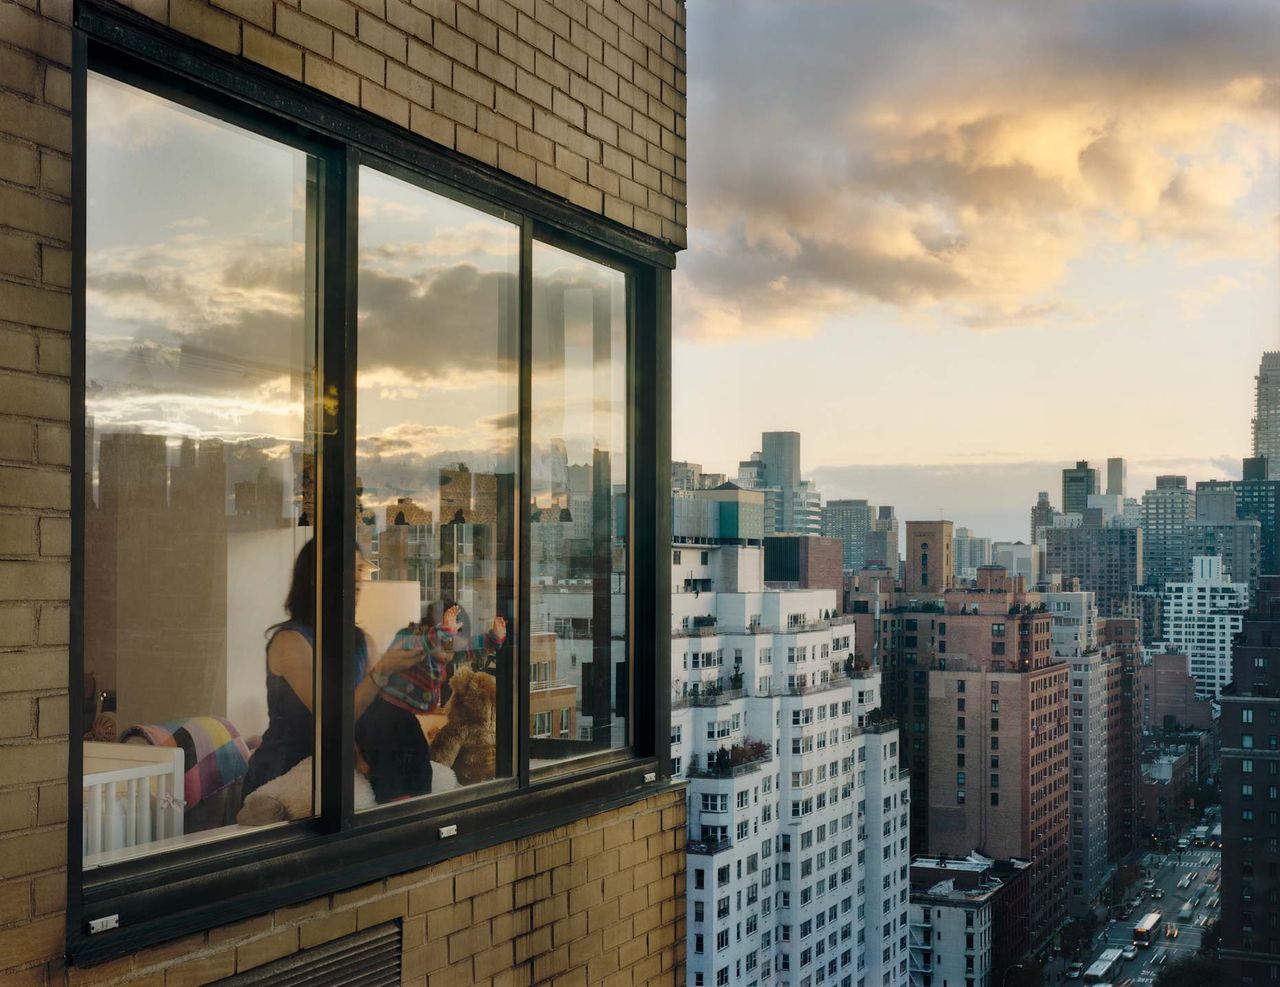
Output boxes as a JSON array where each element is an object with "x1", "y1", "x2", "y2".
[
  {"x1": 236, "y1": 756, "x2": 458, "y2": 824},
  {"x1": 430, "y1": 666, "x2": 497, "y2": 785}
]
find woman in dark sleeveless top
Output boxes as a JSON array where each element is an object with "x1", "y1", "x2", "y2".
[{"x1": 241, "y1": 540, "x2": 432, "y2": 804}]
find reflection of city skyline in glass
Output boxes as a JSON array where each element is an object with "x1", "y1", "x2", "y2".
[{"x1": 82, "y1": 72, "x2": 317, "y2": 813}]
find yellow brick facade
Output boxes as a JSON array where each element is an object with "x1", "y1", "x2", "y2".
[{"x1": 0, "y1": 0, "x2": 686, "y2": 980}]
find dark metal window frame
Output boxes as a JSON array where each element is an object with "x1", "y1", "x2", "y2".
[{"x1": 68, "y1": 0, "x2": 673, "y2": 966}]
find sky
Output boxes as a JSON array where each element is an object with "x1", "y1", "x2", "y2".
[{"x1": 671, "y1": 0, "x2": 1280, "y2": 541}]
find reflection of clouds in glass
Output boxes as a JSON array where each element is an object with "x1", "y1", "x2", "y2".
[
  {"x1": 88, "y1": 238, "x2": 305, "y2": 336},
  {"x1": 88, "y1": 71, "x2": 226, "y2": 151},
  {"x1": 356, "y1": 365, "x2": 512, "y2": 400},
  {"x1": 358, "y1": 219, "x2": 514, "y2": 272},
  {"x1": 357, "y1": 416, "x2": 515, "y2": 461},
  {"x1": 87, "y1": 72, "x2": 312, "y2": 447}
]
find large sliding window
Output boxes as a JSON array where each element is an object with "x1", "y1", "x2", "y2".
[
  {"x1": 83, "y1": 73, "x2": 323, "y2": 865},
  {"x1": 530, "y1": 243, "x2": 630, "y2": 765},
  {"x1": 72, "y1": 21, "x2": 669, "y2": 961},
  {"x1": 354, "y1": 166, "x2": 519, "y2": 802}
]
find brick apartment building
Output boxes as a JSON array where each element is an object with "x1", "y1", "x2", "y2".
[
  {"x1": 0, "y1": 0, "x2": 688, "y2": 983},
  {"x1": 924, "y1": 655, "x2": 1068, "y2": 946},
  {"x1": 1222, "y1": 575, "x2": 1280, "y2": 983}
]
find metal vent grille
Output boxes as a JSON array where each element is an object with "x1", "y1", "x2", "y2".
[{"x1": 216, "y1": 922, "x2": 401, "y2": 986}]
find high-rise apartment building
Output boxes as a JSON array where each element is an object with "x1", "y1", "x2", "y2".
[
  {"x1": 672, "y1": 488, "x2": 910, "y2": 987},
  {"x1": 1239, "y1": 457, "x2": 1280, "y2": 575},
  {"x1": 1066, "y1": 651, "x2": 1111, "y2": 916},
  {"x1": 1220, "y1": 576, "x2": 1280, "y2": 982},
  {"x1": 1107, "y1": 457, "x2": 1127, "y2": 497},
  {"x1": 1043, "y1": 520, "x2": 1142, "y2": 619},
  {"x1": 1062, "y1": 461, "x2": 1100, "y2": 515},
  {"x1": 1189, "y1": 485, "x2": 1262, "y2": 588},
  {"x1": 1161, "y1": 555, "x2": 1249, "y2": 699},
  {"x1": 904, "y1": 521, "x2": 954, "y2": 594},
  {"x1": 1142, "y1": 474, "x2": 1196, "y2": 588},
  {"x1": 1253, "y1": 352, "x2": 1280, "y2": 479},
  {"x1": 924, "y1": 646, "x2": 1069, "y2": 944},
  {"x1": 822, "y1": 499, "x2": 875, "y2": 571},
  {"x1": 845, "y1": 566, "x2": 1053, "y2": 859},
  {"x1": 1099, "y1": 618, "x2": 1142, "y2": 862}
]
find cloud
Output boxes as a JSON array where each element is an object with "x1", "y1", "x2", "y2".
[{"x1": 678, "y1": 0, "x2": 1280, "y2": 340}]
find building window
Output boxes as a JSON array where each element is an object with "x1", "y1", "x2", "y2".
[{"x1": 73, "y1": 43, "x2": 669, "y2": 962}]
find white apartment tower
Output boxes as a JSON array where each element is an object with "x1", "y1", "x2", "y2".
[
  {"x1": 673, "y1": 487, "x2": 910, "y2": 987},
  {"x1": 1253, "y1": 351, "x2": 1280, "y2": 479},
  {"x1": 1161, "y1": 555, "x2": 1249, "y2": 699}
]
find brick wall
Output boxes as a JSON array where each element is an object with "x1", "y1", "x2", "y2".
[
  {"x1": 0, "y1": 0, "x2": 685, "y2": 980},
  {"x1": 128, "y1": 0, "x2": 688, "y2": 248},
  {"x1": 8, "y1": 789, "x2": 686, "y2": 985}
]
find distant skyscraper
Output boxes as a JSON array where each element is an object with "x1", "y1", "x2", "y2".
[
  {"x1": 1030, "y1": 490, "x2": 1055, "y2": 543},
  {"x1": 822, "y1": 498, "x2": 874, "y2": 570},
  {"x1": 1043, "y1": 520, "x2": 1142, "y2": 619},
  {"x1": 1189, "y1": 486, "x2": 1261, "y2": 588},
  {"x1": 736, "y1": 431, "x2": 822, "y2": 535},
  {"x1": 1253, "y1": 352, "x2": 1280, "y2": 479},
  {"x1": 760, "y1": 430, "x2": 801, "y2": 492},
  {"x1": 867, "y1": 505, "x2": 900, "y2": 567},
  {"x1": 671, "y1": 460, "x2": 703, "y2": 492},
  {"x1": 1107, "y1": 457, "x2": 1127, "y2": 497},
  {"x1": 952, "y1": 527, "x2": 992, "y2": 580},
  {"x1": 1062, "y1": 461, "x2": 1099, "y2": 515},
  {"x1": 1141, "y1": 475, "x2": 1195, "y2": 588}
]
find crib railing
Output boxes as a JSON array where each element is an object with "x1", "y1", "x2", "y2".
[{"x1": 82, "y1": 741, "x2": 184, "y2": 863}]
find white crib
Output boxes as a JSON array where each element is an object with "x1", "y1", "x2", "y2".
[{"x1": 82, "y1": 741, "x2": 185, "y2": 864}]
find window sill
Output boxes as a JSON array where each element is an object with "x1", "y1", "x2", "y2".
[{"x1": 72, "y1": 765, "x2": 683, "y2": 967}]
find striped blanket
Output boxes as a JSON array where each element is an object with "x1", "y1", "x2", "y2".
[{"x1": 120, "y1": 716, "x2": 252, "y2": 810}]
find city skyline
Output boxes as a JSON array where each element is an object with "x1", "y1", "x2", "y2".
[{"x1": 673, "y1": 0, "x2": 1280, "y2": 537}]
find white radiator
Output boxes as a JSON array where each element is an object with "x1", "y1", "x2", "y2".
[{"x1": 82, "y1": 741, "x2": 185, "y2": 864}]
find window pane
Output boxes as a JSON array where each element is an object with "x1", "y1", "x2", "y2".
[
  {"x1": 84, "y1": 74, "x2": 320, "y2": 865},
  {"x1": 354, "y1": 167, "x2": 518, "y2": 804},
  {"x1": 529, "y1": 241, "x2": 628, "y2": 766}
]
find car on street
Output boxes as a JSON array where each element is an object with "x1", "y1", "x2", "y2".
[
  {"x1": 1066, "y1": 961, "x2": 1084, "y2": 979},
  {"x1": 1166, "y1": 924, "x2": 1179, "y2": 939},
  {"x1": 1122, "y1": 945, "x2": 1138, "y2": 960},
  {"x1": 1152, "y1": 889, "x2": 1164, "y2": 899}
]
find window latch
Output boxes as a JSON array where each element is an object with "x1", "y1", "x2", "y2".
[{"x1": 88, "y1": 915, "x2": 120, "y2": 935}]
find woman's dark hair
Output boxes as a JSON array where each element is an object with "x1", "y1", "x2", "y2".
[{"x1": 272, "y1": 538, "x2": 316, "y2": 633}]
